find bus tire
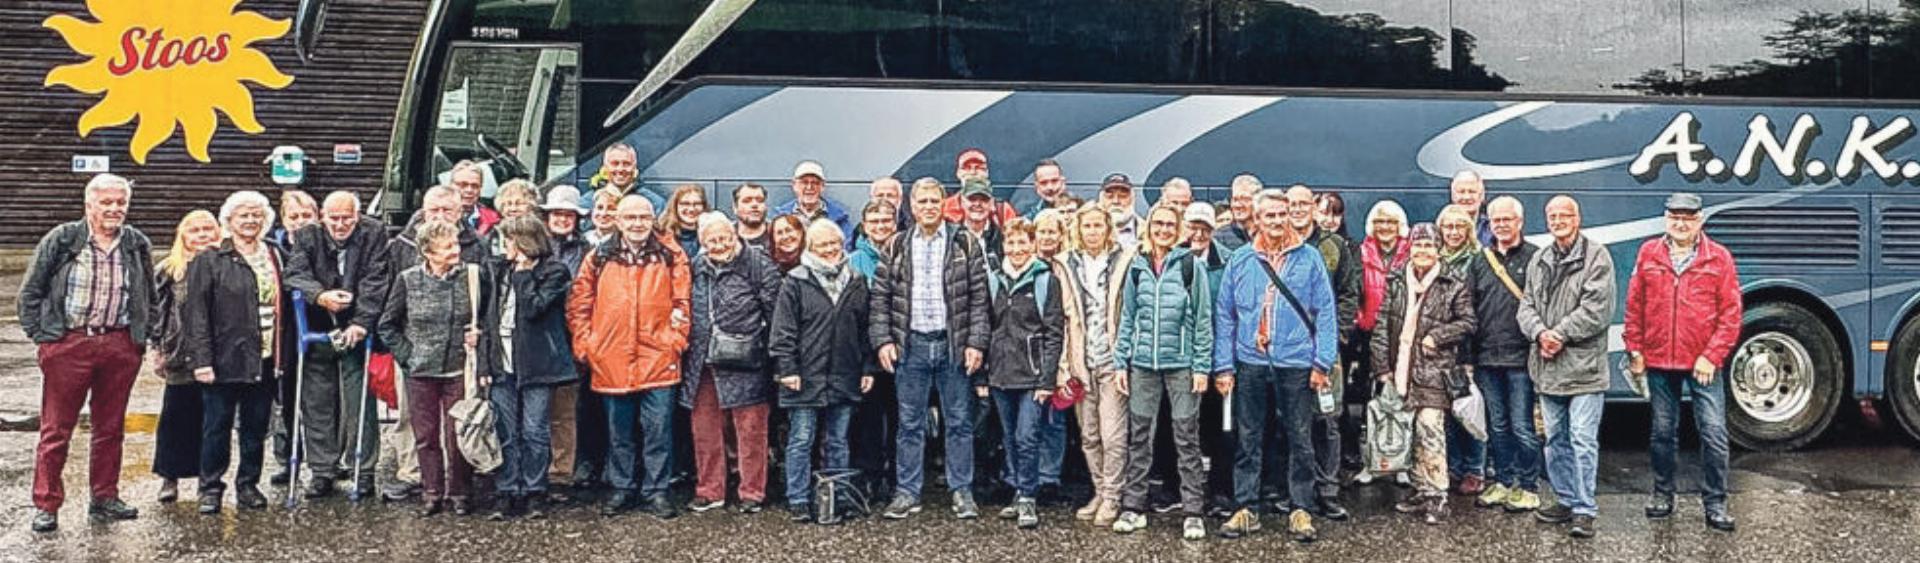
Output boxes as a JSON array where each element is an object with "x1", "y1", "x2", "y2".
[
  {"x1": 1884, "y1": 319, "x2": 1920, "y2": 444},
  {"x1": 1725, "y1": 302, "x2": 1843, "y2": 452}
]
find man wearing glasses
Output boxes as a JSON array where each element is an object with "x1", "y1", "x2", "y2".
[{"x1": 1622, "y1": 193, "x2": 1743, "y2": 533}]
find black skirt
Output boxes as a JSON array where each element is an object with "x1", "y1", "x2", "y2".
[{"x1": 152, "y1": 383, "x2": 204, "y2": 479}]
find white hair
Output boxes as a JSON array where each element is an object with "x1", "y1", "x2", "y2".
[
  {"x1": 1230, "y1": 173, "x2": 1263, "y2": 193},
  {"x1": 1488, "y1": 195, "x2": 1523, "y2": 219},
  {"x1": 84, "y1": 173, "x2": 132, "y2": 201},
  {"x1": 805, "y1": 219, "x2": 844, "y2": 244},
  {"x1": 323, "y1": 190, "x2": 362, "y2": 214},
  {"x1": 696, "y1": 211, "x2": 733, "y2": 237},
  {"x1": 1365, "y1": 200, "x2": 1409, "y2": 238},
  {"x1": 219, "y1": 190, "x2": 276, "y2": 227}
]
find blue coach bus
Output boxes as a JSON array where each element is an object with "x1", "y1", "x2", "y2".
[{"x1": 300, "y1": 0, "x2": 1920, "y2": 451}]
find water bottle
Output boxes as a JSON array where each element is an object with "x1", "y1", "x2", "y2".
[{"x1": 1317, "y1": 386, "x2": 1337, "y2": 414}]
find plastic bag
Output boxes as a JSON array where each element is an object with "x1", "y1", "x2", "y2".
[
  {"x1": 1452, "y1": 381, "x2": 1488, "y2": 442},
  {"x1": 1364, "y1": 383, "x2": 1415, "y2": 475}
]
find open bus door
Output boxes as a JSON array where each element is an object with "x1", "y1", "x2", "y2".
[{"x1": 421, "y1": 42, "x2": 581, "y2": 201}]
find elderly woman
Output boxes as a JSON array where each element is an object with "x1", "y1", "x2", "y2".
[
  {"x1": 149, "y1": 210, "x2": 221, "y2": 503},
  {"x1": 181, "y1": 191, "x2": 285, "y2": 514},
  {"x1": 1370, "y1": 224, "x2": 1476, "y2": 524},
  {"x1": 481, "y1": 215, "x2": 577, "y2": 520},
  {"x1": 380, "y1": 221, "x2": 492, "y2": 517},
  {"x1": 1354, "y1": 200, "x2": 1412, "y2": 485},
  {"x1": 1057, "y1": 204, "x2": 1134, "y2": 527},
  {"x1": 684, "y1": 211, "x2": 780, "y2": 514},
  {"x1": 489, "y1": 180, "x2": 540, "y2": 257},
  {"x1": 984, "y1": 218, "x2": 1063, "y2": 530},
  {"x1": 770, "y1": 219, "x2": 874, "y2": 523},
  {"x1": 1434, "y1": 204, "x2": 1486, "y2": 495},
  {"x1": 1111, "y1": 204, "x2": 1214, "y2": 539}
]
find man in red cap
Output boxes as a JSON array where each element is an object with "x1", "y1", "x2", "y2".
[{"x1": 943, "y1": 148, "x2": 1016, "y2": 225}]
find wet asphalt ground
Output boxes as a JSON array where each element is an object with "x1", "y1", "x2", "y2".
[{"x1": 2, "y1": 308, "x2": 1919, "y2": 562}]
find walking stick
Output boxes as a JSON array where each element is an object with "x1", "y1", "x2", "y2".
[{"x1": 348, "y1": 337, "x2": 374, "y2": 501}]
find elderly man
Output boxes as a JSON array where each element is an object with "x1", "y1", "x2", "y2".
[
  {"x1": 1213, "y1": 191, "x2": 1339, "y2": 542},
  {"x1": 1517, "y1": 195, "x2": 1617, "y2": 539},
  {"x1": 19, "y1": 173, "x2": 151, "y2": 532},
  {"x1": 450, "y1": 162, "x2": 502, "y2": 236},
  {"x1": 598, "y1": 142, "x2": 666, "y2": 211},
  {"x1": 1159, "y1": 178, "x2": 1195, "y2": 210},
  {"x1": 871, "y1": 178, "x2": 993, "y2": 521},
  {"x1": 1215, "y1": 173, "x2": 1260, "y2": 251},
  {"x1": 942, "y1": 148, "x2": 1016, "y2": 224},
  {"x1": 1464, "y1": 196, "x2": 1542, "y2": 512},
  {"x1": 1625, "y1": 193, "x2": 1742, "y2": 533},
  {"x1": 283, "y1": 191, "x2": 391, "y2": 499},
  {"x1": 955, "y1": 178, "x2": 1005, "y2": 266},
  {"x1": 1284, "y1": 184, "x2": 1359, "y2": 521},
  {"x1": 1450, "y1": 171, "x2": 1495, "y2": 247},
  {"x1": 568, "y1": 195, "x2": 693, "y2": 519},
  {"x1": 864, "y1": 176, "x2": 909, "y2": 240},
  {"x1": 1101, "y1": 174, "x2": 1143, "y2": 250},
  {"x1": 774, "y1": 160, "x2": 855, "y2": 241}
]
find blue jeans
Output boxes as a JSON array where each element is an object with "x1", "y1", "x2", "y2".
[
  {"x1": 893, "y1": 331, "x2": 976, "y2": 499},
  {"x1": 604, "y1": 388, "x2": 674, "y2": 497},
  {"x1": 1648, "y1": 369, "x2": 1730, "y2": 509},
  {"x1": 1230, "y1": 363, "x2": 1315, "y2": 510},
  {"x1": 785, "y1": 405, "x2": 853, "y2": 507},
  {"x1": 1037, "y1": 408, "x2": 1066, "y2": 487},
  {"x1": 991, "y1": 388, "x2": 1046, "y2": 498},
  {"x1": 490, "y1": 379, "x2": 555, "y2": 495},
  {"x1": 1478, "y1": 366, "x2": 1541, "y2": 491},
  {"x1": 1541, "y1": 392, "x2": 1605, "y2": 516}
]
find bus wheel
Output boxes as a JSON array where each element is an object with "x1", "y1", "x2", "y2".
[
  {"x1": 1726, "y1": 302, "x2": 1843, "y2": 452},
  {"x1": 1884, "y1": 319, "x2": 1920, "y2": 444}
]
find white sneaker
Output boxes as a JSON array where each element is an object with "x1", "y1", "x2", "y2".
[
  {"x1": 1111, "y1": 511, "x2": 1147, "y2": 533},
  {"x1": 1182, "y1": 516, "x2": 1206, "y2": 540},
  {"x1": 1353, "y1": 471, "x2": 1374, "y2": 485}
]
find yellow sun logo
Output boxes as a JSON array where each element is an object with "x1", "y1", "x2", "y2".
[{"x1": 43, "y1": 0, "x2": 295, "y2": 164}]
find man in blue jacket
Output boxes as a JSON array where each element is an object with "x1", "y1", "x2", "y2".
[{"x1": 1212, "y1": 190, "x2": 1338, "y2": 543}]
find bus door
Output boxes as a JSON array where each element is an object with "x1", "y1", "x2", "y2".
[{"x1": 425, "y1": 42, "x2": 582, "y2": 197}]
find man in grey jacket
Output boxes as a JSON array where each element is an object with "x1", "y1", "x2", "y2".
[{"x1": 1515, "y1": 195, "x2": 1617, "y2": 539}]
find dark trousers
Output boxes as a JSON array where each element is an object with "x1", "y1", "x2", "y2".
[
  {"x1": 32, "y1": 330, "x2": 139, "y2": 511},
  {"x1": 1200, "y1": 383, "x2": 1235, "y2": 501},
  {"x1": 893, "y1": 331, "x2": 976, "y2": 498},
  {"x1": 154, "y1": 383, "x2": 205, "y2": 480},
  {"x1": 492, "y1": 378, "x2": 556, "y2": 495},
  {"x1": 784, "y1": 404, "x2": 853, "y2": 507},
  {"x1": 271, "y1": 359, "x2": 296, "y2": 471},
  {"x1": 605, "y1": 388, "x2": 674, "y2": 497},
  {"x1": 852, "y1": 374, "x2": 897, "y2": 491},
  {"x1": 573, "y1": 379, "x2": 610, "y2": 483},
  {"x1": 1649, "y1": 369, "x2": 1731, "y2": 509},
  {"x1": 300, "y1": 345, "x2": 377, "y2": 482},
  {"x1": 1231, "y1": 363, "x2": 1316, "y2": 511},
  {"x1": 407, "y1": 377, "x2": 472, "y2": 502},
  {"x1": 200, "y1": 370, "x2": 276, "y2": 495}
]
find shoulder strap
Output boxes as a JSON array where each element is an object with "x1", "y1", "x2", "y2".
[
  {"x1": 463, "y1": 263, "x2": 480, "y2": 392},
  {"x1": 1254, "y1": 253, "x2": 1315, "y2": 338},
  {"x1": 1482, "y1": 247, "x2": 1525, "y2": 301}
]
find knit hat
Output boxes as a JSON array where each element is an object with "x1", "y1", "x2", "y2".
[{"x1": 1408, "y1": 222, "x2": 1439, "y2": 244}]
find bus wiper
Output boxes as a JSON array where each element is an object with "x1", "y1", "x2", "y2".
[
  {"x1": 294, "y1": 0, "x2": 330, "y2": 63},
  {"x1": 602, "y1": 0, "x2": 759, "y2": 128}
]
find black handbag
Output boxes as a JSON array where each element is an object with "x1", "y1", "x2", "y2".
[{"x1": 705, "y1": 284, "x2": 766, "y2": 370}]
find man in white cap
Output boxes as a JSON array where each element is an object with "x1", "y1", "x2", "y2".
[{"x1": 774, "y1": 160, "x2": 854, "y2": 242}]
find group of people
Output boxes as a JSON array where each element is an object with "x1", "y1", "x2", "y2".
[{"x1": 20, "y1": 144, "x2": 1744, "y2": 543}]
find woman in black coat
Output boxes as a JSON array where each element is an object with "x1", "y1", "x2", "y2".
[
  {"x1": 481, "y1": 216, "x2": 578, "y2": 520},
  {"x1": 983, "y1": 218, "x2": 1064, "y2": 530},
  {"x1": 770, "y1": 220, "x2": 874, "y2": 522},
  {"x1": 684, "y1": 212, "x2": 780, "y2": 513}
]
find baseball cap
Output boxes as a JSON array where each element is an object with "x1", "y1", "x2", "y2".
[
  {"x1": 960, "y1": 177, "x2": 992, "y2": 199},
  {"x1": 956, "y1": 148, "x2": 988, "y2": 167},
  {"x1": 1101, "y1": 173, "x2": 1133, "y2": 191},
  {"x1": 792, "y1": 160, "x2": 825, "y2": 180},
  {"x1": 1184, "y1": 202, "x2": 1215, "y2": 225}
]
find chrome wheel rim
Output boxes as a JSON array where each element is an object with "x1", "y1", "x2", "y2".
[{"x1": 1729, "y1": 332, "x2": 1815, "y2": 424}]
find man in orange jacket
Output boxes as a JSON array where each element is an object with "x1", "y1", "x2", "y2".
[{"x1": 567, "y1": 195, "x2": 692, "y2": 520}]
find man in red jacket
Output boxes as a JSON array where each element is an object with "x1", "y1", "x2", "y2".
[{"x1": 1622, "y1": 192, "x2": 1742, "y2": 533}]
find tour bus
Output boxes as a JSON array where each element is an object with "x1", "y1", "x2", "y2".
[{"x1": 301, "y1": 0, "x2": 1920, "y2": 451}]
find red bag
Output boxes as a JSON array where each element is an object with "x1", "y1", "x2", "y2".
[{"x1": 368, "y1": 351, "x2": 399, "y2": 408}]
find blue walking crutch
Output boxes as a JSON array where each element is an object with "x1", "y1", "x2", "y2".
[{"x1": 287, "y1": 290, "x2": 336, "y2": 510}]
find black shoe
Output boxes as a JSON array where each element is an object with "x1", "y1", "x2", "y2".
[
  {"x1": 350, "y1": 482, "x2": 376, "y2": 501},
  {"x1": 1569, "y1": 514, "x2": 1597, "y2": 538},
  {"x1": 198, "y1": 493, "x2": 223, "y2": 515},
  {"x1": 1316, "y1": 498, "x2": 1350, "y2": 521},
  {"x1": 269, "y1": 469, "x2": 291, "y2": 486},
  {"x1": 382, "y1": 482, "x2": 420, "y2": 502},
  {"x1": 1535, "y1": 503, "x2": 1573, "y2": 524},
  {"x1": 158, "y1": 479, "x2": 180, "y2": 503},
  {"x1": 451, "y1": 499, "x2": 473, "y2": 516},
  {"x1": 30, "y1": 510, "x2": 56, "y2": 533},
  {"x1": 736, "y1": 501, "x2": 765, "y2": 514},
  {"x1": 88, "y1": 498, "x2": 139, "y2": 520},
  {"x1": 1706, "y1": 508, "x2": 1737, "y2": 532},
  {"x1": 489, "y1": 496, "x2": 524, "y2": 521},
  {"x1": 1645, "y1": 494, "x2": 1675, "y2": 519},
  {"x1": 788, "y1": 504, "x2": 815, "y2": 523},
  {"x1": 417, "y1": 500, "x2": 444, "y2": 518},
  {"x1": 236, "y1": 487, "x2": 268, "y2": 510},
  {"x1": 523, "y1": 496, "x2": 547, "y2": 520},
  {"x1": 601, "y1": 493, "x2": 635, "y2": 516},
  {"x1": 645, "y1": 495, "x2": 680, "y2": 520},
  {"x1": 304, "y1": 479, "x2": 336, "y2": 500},
  {"x1": 1035, "y1": 484, "x2": 1064, "y2": 507}
]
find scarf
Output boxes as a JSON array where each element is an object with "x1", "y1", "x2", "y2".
[
  {"x1": 1359, "y1": 237, "x2": 1409, "y2": 332},
  {"x1": 804, "y1": 252, "x2": 850, "y2": 303},
  {"x1": 1393, "y1": 264, "x2": 1441, "y2": 397}
]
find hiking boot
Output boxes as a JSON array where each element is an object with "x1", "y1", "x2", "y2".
[
  {"x1": 1014, "y1": 497, "x2": 1039, "y2": 529},
  {"x1": 644, "y1": 495, "x2": 679, "y2": 520},
  {"x1": 381, "y1": 482, "x2": 420, "y2": 502},
  {"x1": 1093, "y1": 500, "x2": 1121, "y2": 527},
  {"x1": 1453, "y1": 474, "x2": 1485, "y2": 496},
  {"x1": 1645, "y1": 493, "x2": 1675, "y2": 519},
  {"x1": 488, "y1": 496, "x2": 525, "y2": 521},
  {"x1": 1181, "y1": 516, "x2": 1206, "y2": 541},
  {"x1": 235, "y1": 486, "x2": 268, "y2": 510},
  {"x1": 1219, "y1": 508, "x2": 1260, "y2": 539},
  {"x1": 881, "y1": 495, "x2": 921, "y2": 520},
  {"x1": 1476, "y1": 483, "x2": 1510, "y2": 508},
  {"x1": 88, "y1": 498, "x2": 139, "y2": 520},
  {"x1": 688, "y1": 497, "x2": 726, "y2": 513},
  {"x1": 601, "y1": 492, "x2": 636, "y2": 516},
  {"x1": 1569, "y1": 514, "x2": 1597, "y2": 538},
  {"x1": 1075, "y1": 498, "x2": 1101, "y2": 521},
  {"x1": 198, "y1": 492, "x2": 223, "y2": 515},
  {"x1": 1111, "y1": 511, "x2": 1146, "y2": 534},
  {"x1": 158, "y1": 479, "x2": 179, "y2": 503},
  {"x1": 1706, "y1": 507, "x2": 1737, "y2": 532},
  {"x1": 951, "y1": 491, "x2": 980, "y2": 520},
  {"x1": 30, "y1": 510, "x2": 56, "y2": 533},
  {"x1": 1505, "y1": 488, "x2": 1541, "y2": 512},
  {"x1": 1288, "y1": 509, "x2": 1317, "y2": 543},
  {"x1": 1536, "y1": 503, "x2": 1573, "y2": 524}
]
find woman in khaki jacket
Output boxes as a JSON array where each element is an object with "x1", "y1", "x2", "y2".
[{"x1": 1055, "y1": 205, "x2": 1135, "y2": 527}]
